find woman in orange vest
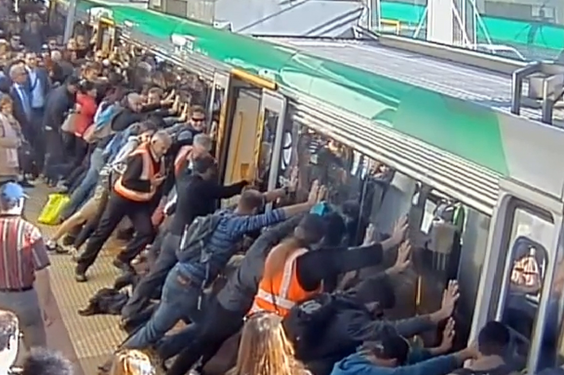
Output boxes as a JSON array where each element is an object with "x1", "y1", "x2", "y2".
[{"x1": 250, "y1": 214, "x2": 408, "y2": 317}]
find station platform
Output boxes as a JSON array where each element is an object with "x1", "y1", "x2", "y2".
[{"x1": 24, "y1": 184, "x2": 126, "y2": 375}]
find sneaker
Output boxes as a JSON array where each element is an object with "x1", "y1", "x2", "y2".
[
  {"x1": 19, "y1": 179, "x2": 34, "y2": 188},
  {"x1": 46, "y1": 240, "x2": 68, "y2": 254},
  {"x1": 74, "y1": 271, "x2": 88, "y2": 283},
  {"x1": 71, "y1": 249, "x2": 83, "y2": 262}
]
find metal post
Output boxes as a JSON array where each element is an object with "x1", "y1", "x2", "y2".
[{"x1": 63, "y1": 0, "x2": 78, "y2": 43}]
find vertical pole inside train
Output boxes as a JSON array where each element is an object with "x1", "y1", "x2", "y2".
[{"x1": 64, "y1": 0, "x2": 78, "y2": 43}]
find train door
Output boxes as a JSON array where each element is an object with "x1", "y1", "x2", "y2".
[
  {"x1": 256, "y1": 90, "x2": 286, "y2": 192},
  {"x1": 209, "y1": 72, "x2": 230, "y2": 159},
  {"x1": 218, "y1": 69, "x2": 278, "y2": 190},
  {"x1": 470, "y1": 180, "x2": 563, "y2": 373},
  {"x1": 95, "y1": 18, "x2": 116, "y2": 55}
]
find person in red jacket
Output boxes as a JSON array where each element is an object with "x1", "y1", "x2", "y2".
[{"x1": 73, "y1": 81, "x2": 98, "y2": 165}]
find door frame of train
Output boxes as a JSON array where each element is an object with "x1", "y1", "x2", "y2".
[
  {"x1": 96, "y1": 17, "x2": 116, "y2": 54},
  {"x1": 258, "y1": 90, "x2": 286, "y2": 192},
  {"x1": 469, "y1": 178, "x2": 563, "y2": 373},
  {"x1": 210, "y1": 72, "x2": 230, "y2": 162}
]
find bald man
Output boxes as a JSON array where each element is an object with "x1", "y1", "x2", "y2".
[{"x1": 75, "y1": 131, "x2": 172, "y2": 282}]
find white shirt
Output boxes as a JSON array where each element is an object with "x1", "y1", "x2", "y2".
[{"x1": 27, "y1": 68, "x2": 45, "y2": 109}]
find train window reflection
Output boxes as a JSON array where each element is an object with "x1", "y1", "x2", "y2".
[
  {"x1": 281, "y1": 125, "x2": 387, "y2": 245},
  {"x1": 500, "y1": 208, "x2": 553, "y2": 370},
  {"x1": 256, "y1": 110, "x2": 279, "y2": 191},
  {"x1": 212, "y1": 86, "x2": 224, "y2": 113}
]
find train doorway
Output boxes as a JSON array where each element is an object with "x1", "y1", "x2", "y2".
[{"x1": 216, "y1": 69, "x2": 286, "y2": 193}]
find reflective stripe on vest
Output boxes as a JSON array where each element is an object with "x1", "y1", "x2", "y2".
[
  {"x1": 113, "y1": 143, "x2": 163, "y2": 202},
  {"x1": 250, "y1": 247, "x2": 321, "y2": 317}
]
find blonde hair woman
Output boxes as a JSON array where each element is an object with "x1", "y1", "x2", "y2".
[
  {"x1": 109, "y1": 349, "x2": 159, "y2": 375},
  {"x1": 0, "y1": 95, "x2": 22, "y2": 185},
  {"x1": 227, "y1": 312, "x2": 309, "y2": 375}
]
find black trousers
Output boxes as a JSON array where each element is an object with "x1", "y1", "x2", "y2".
[
  {"x1": 75, "y1": 192, "x2": 155, "y2": 274},
  {"x1": 167, "y1": 298, "x2": 245, "y2": 375},
  {"x1": 73, "y1": 187, "x2": 110, "y2": 249}
]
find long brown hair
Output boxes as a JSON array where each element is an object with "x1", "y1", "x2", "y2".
[{"x1": 227, "y1": 312, "x2": 307, "y2": 375}]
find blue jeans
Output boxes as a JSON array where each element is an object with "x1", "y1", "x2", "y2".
[
  {"x1": 122, "y1": 265, "x2": 202, "y2": 350},
  {"x1": 61, "y1": 148, "x2": 104, "y2": 218},
  {"x1": 157, "y1": 322, "x2": 200, "y2": 360},
  {"x1": 121, "y1": 233, "x2": 180, "y2": 320}
]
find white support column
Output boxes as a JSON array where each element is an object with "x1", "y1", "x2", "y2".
[{"x1": 427, "y1": 0, "x2": 455, "y2": 45}]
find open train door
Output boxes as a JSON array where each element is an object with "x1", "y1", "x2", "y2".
[
  {"x1": 209, "y1": 71, "x2": 230, "y2": 160},
  {"x1": 254, "y1": 89, "x2": 286, "y2": 191},
  {"x1": 95, "y1": 17, "x2": 116, "y2": 55},
  {"x1": 218, "y1": 69, "x2": 279, "y2": 194}
]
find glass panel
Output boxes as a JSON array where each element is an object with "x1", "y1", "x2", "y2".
[
  {"x1": 377, "y1": 0, "x2": 564, "y2": 62},
  {"x1": 210, "y1": 85, "x2": 225, "y2": 138},
  {"x1": 256, "y1": 109, "x2": 279, "y2": 191},
  {"x1": 99, "y1": 25, "x2": 113, "y2": 53},
  {"x1": 499, "y1": 208, "x2": 554, "y2": 371}
]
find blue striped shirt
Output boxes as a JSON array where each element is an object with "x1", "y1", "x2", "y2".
[{"x1": 177, "y1": 208, "x2": 287, "y2": 286}]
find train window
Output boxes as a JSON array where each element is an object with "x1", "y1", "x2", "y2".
[
  {"x1": 499, "y1": 207, "x2": 554, "y2": 370},
  {"x1": 255, "y1": 110, "x2": 279, "y2": 191},
  {"x1": 277, "y1": 125, "x2": 386, "y2": 245},
  {"x1": 293, "y1": 128, "x2": 359, "y2": 205},
  {"x1": 211, "y1": 84, "x2": 225, "y2": 114}
]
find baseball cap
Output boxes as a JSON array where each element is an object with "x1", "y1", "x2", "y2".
[
  {"x1": 310, "y1": 202, "x2": 331, "y2": 216},
  {"x1": 1, "y1": 182, "x2": 28, "y2": 202}
]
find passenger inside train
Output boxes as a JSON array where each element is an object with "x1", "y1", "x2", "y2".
[{"x1": 2, "y1": 2, "x2": 564, "y2": 375}]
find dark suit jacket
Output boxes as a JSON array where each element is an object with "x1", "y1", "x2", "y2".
[
  {"x1": 25, "y1": 67, "x2": 51, "y2": 107},
  {"x1": 9, "y1": 84, "x2": 32, "y2": 130},
  {"x1": 43, "y1": 85, "x2": 75, "y2": 131}
]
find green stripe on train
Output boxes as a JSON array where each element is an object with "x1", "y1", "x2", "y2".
[{"x1": 79, "y1": 0, "x2": 510, "y2": 176}]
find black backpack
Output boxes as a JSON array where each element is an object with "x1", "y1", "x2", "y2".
[
  {"x1": 283, "y1": 294, "x2": 341, "y2": 359},
  {"x1": 176, "y1": 214, "x2": 223, "y2": 265}
]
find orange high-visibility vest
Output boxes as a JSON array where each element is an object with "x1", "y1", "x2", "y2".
[
  {"x1": 114, "y1": 143, "x2": 164, "y2": 202},
  {"x1": 249, "y1": 245, "x2": 322, "y2": 317},
  {"x1": 174, "y1": 145, "x2": 193, "y2": 177}
]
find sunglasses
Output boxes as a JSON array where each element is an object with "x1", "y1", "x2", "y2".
[{"x1": 191, "y1": 117, "x2": 205, "y2": 123}]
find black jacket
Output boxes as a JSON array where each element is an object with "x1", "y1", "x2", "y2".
[
  {"x1": 42, "y1": 84, "x2": 75, "y2": 131},
  {"x1": 168, "y1": 175, "x2": 246, "y2": 236}
]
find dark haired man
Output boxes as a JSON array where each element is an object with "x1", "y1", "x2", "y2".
[
  {"x1": 448, "y1": 321, "x2": 516, "y2": 375},
  {"x1": 21, "y1": 348, "x2": 73, "y2": 375}
]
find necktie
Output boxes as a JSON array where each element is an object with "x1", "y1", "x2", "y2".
[{"x1": 19, "y1": 87, "x2": 31, "y2": 119}]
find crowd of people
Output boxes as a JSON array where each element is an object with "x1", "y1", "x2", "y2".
[{"x1": 1, "y1": 1, "x2": 563, "y2": 375}]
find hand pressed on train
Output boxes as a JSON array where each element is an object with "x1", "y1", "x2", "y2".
[
  {"x1": 307, "y1": 180, "x2": 321, "y2": 204},
  {"x1": 389, "y1": 216, "x2": 408, "y2": 247},
  {"x1": 433, "y1": 280, "x2": 460, "y2": 322},
  {"x1": 316, "y1": 185, "x2": 327, "y2": 203},
  {"x1": 288, "y1": 167, "x2": 299, "y2": 192},
  {"x1": 439, "y1": 318, "x2": 456, "y2": 352},
  {"x1": 387, "y1": 241, "x2": 412, "y2": 274},
  {"x1": 363, "y1": 223, "x2": 376, "y2": 245}
]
